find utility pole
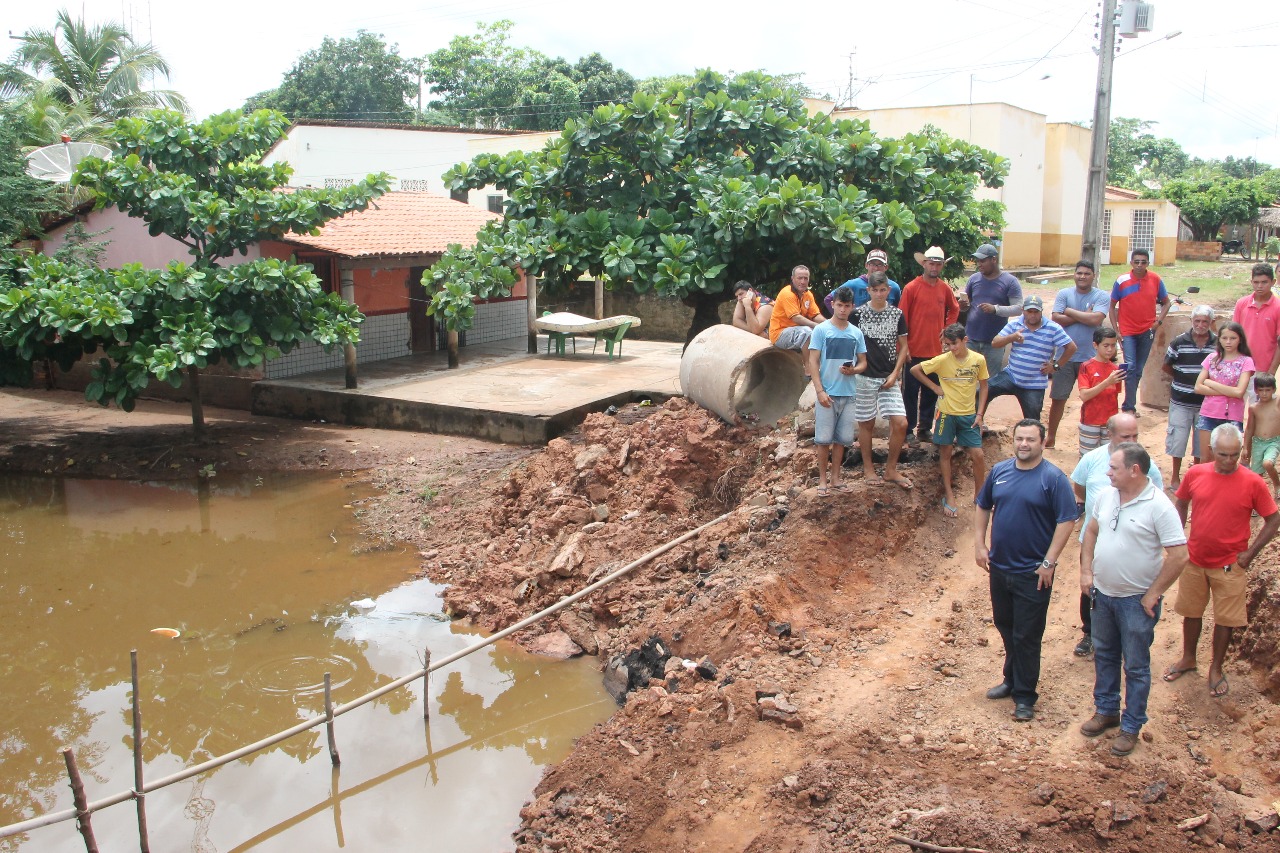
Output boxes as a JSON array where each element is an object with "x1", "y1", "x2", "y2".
[{"x1": 1081, "y1": 0, "x2": 1119, "y2": 268}]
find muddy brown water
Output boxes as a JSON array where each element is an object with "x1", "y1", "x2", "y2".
[{"x1": 0, "y1": 473, "x2": 613, "y2": 852}]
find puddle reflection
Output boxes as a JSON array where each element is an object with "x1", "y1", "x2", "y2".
[{"x1": 0, "y1": 474, "x2": 612, "y2": 851}]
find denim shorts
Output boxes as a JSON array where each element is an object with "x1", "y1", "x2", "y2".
[{"x1": 1195, "y1": 414, "x2": 1243, "y2": 433}]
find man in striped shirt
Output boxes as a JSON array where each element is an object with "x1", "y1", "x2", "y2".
[
  {"x1": 980, "y1": 295, "x2": 1076, "y2": 422},
  {"x1": 1161, "y1": 306, "x2": 1217, "y2": 489}
]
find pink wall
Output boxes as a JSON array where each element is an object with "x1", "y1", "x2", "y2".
[{"x1": 42, "y1": 206, "x2": 263, "y2": 269}]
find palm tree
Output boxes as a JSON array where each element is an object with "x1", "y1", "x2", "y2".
[{"x1": 1, "y1": 9, "x2": 188, "y2": 146}]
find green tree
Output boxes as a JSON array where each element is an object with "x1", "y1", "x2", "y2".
[
  {"x1": 1, "y1": 9, "x2": 188, "y2": 146},
  {"x1": 0, "y1": 103, "x2": 60, "y2": 245},
  {"x1": 1106, "y1": 117, "x2": 1188, "y2": 189},
  {"x1": 1162, "y1": 175, "x2": 1271, "y2": 241},
  {"x1": 0, "y1": 109, "x2": 390, "y2": 435},
  {"x1": 427, "y1": 71, "x2": 1006, "y2": 344},
  {"x1": 423, "y1": 20, "x2": 635, "y2": 131},
  {"x1": 243, "y1": 31, "x2": 416, "y2": 122}
]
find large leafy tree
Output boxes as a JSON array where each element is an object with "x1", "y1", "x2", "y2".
[
  {"x1": 1161, "y1": 174, "x2": 1271, "y2": 241},
  {"x1": 1106, "y1": 117, "x2": 1188, "y2": 190},
  {"x1": 0, "y1": 9, "x2": 187, "y2": 146},
  {"x1": 423, "y1": 20, "x2": 635, "y2": 131},
  {"x1": 0, "y1": 103, "x2": 60, "y2": 245},
  {"x1": 243, "y1": 31, "x2": 417, "y2": 122},
  {"x1": 0, "y1": 109, "x2": 390, "y2": 435},
  {"x1": 426, "y1": 71, "x2": 1006, "y2": 343}
]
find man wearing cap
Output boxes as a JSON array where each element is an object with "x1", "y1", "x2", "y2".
[
  {"x1": 965, "y1": 244, "x2": 1024, "y2": 380},
  {"x1": 1162, "y1": 306, "x2": 1217, "y2": 489},
  {"x1": 900, "y1": 246, "x2": 961, "y2": 443},
  {"x1": 768, "y1": 265, "x2": 824, "y2": 351},
  {"x1": 1047, "y1": 260, "x2": 1111, "y2": 448},
  {"x1": 1109, "y1": 249, "x2": 1171, "y2": 414},
  {"x1": 825, "y1": 249, "x2": 901, "y2": 313},
  {"x1": 981, "y1": 295, "x2": 1076, "y2": 422}
]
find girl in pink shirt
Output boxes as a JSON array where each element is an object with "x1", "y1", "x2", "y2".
[{"x1": 1194, "y1": 321, "x2": 1255, "y2": 460}]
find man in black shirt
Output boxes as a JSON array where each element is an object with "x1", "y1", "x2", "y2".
[{"x1": 1162, "y1": 306, "x2": 1217, "y2": 489}]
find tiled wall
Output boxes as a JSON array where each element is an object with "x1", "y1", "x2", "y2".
[
  {"x1": 265, "y1": 312, "x2": 411, "y2": 378},
  {"x1": 469, "y1": 299, "x2": 527, "y2": 345}
]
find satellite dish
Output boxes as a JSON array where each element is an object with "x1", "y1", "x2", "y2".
[{"x1": 25, "y1": 137, "x2": 112, "y2": 183}]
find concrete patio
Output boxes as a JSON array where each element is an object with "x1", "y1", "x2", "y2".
[{"x1": 251, "y1": 336, "x2": 683, "y2": 444}]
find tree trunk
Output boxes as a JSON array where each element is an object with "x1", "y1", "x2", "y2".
[
  {"x1": 682, "y1": 291, "x2": 724, "y2": 352},
  {"x1": 188, "y1": 365, "x2": 206, "y2": 439},
  {"x1": 447, "y1": 330, "x2": 459, "y2": 369}
]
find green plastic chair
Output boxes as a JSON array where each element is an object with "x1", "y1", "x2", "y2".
[
  {"x1": 542, "y1": 310, "x2": 575, "y2": 356},
  {"x1": 593, "y1": 322, "x2": 632, "y2": 359}
]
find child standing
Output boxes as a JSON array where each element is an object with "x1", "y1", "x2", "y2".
[
  {"x1": 807, "y1": 286, "x2": 868, "y2": 496},
  {"x1": 1243, "y1": 372, "x2": 1280, "y2": 498},
  {"x1": 1076, "y1": 327, "x2": 1124, "y2": 456},
  {"x1": 1194, "y1": 321, "x2": 1255, "y2": 461},
  {"x1": 910, "y1": 323, "x2": 989, "y2": 518}
]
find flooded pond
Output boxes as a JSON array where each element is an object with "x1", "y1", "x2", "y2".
[{"x1": 0, "y1": 473, "x2": 614, "y2": 851}]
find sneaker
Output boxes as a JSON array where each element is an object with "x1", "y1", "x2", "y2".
[
  {"x1": 1079, "y1": 713, "x2": 1121, "y2": 737},
  {"x1": 1111, "y1": 730, "x2": 1138, "y2": 756},
  {"x1": 1013, "y1": 703, "x2": 1035, "y2": 722},
  {"x1": 917, "y1": 428, "x2": 933, "y2": 444},
  {"x1": 1073, "y1": 636, "x2": 1093, "y2": 658},
  {"x1": 985, "y1": 682, "x2": 1013, "y2": 700}
]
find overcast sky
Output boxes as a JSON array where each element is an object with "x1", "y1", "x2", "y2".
[{"x1": 9, "y1": 0, "x2": 1279, "y2": 164}]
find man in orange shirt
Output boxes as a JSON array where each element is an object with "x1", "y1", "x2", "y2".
[
  {"x1": 900, "y1": 246, "x2": 960, "y2": 442},
  {"x1": 768, "y1": 265, "x2": 824, "y2": 351}
]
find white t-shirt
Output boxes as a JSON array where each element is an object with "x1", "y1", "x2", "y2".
[{"x1": 1090, "y1": 480, "x2": 1186, "y2": 597}]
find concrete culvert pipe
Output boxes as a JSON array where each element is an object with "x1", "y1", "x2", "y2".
[{"x1": 680, "y1": 325, "x2": 808, "y2": 425}]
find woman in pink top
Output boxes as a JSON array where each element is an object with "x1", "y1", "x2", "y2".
[{"x1": 1194, "y1": 321, "x2": 1255, "y2": 460}]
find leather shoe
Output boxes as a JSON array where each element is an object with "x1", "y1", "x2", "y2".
[
  {"x1": 1080, "y1": 713, "x2": 1121, "y2": 737},
  {"x1": 1013, "y1": 703, "x2": 1035, "y2": 722},
  {"x1": 1111, "y1": 731, "x2": 1138, "y2": 756},
  {"x1": 985, "y1": 682, "x2": 1013, "y2": 700}
]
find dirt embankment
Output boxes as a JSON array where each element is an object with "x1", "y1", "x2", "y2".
[
  {"x1": 5, "y1": 387, "x2": 1279, "y2": 852},
  {"x1": 421, "y1": 398, "x2": 1280, "y2": 853}
]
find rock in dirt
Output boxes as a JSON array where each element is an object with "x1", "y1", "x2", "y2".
[
  {"x1": 574, "y1": 444, "x2": 609, "y2": 471},
  {"x1": 602, "y1": 636, "x2": 671, "y2": 703},
  {"x1": 1218, "y1": 775, "x2": 1242, "y2": 793},
  {"x1": 1141, "y1": 779, "x2": 1168, "y2": 803},
  {"x1": 1244, "y1": 809, "x2": 1279, "y2": 833},
  {"x1": 558, "y1": 611, "x2": 598, "y2": 655},
  {"x1": 767, "y1": 621, "x2": 792, "y2": 638},
  {"x1": 528, "y1": 631, "x2": 584, "y2": 659},
  {"x1": 695, "y1": 657, "x2": 718, "y2": 679},
  {"x1": 549, "y1": 534, "x2": 585, "y2": 577},
  {"x1": 1031, "y1": 783, "x2": 1055, "y2": 805}
]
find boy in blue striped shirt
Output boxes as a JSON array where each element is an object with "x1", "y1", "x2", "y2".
[{"x1": 980, "y1": 295, "x2": 1076, "y2": 423}]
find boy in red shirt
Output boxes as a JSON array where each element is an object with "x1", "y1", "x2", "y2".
[
  {"x1": 1076, "y1": 327, "x2": 1124, "y2": 456},
  {"x1": 1108, "y1": 249, "x2": 1170, "y2": 414}
]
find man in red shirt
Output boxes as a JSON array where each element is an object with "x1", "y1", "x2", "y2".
[
  {"x1": 1108, "y1": 249, "x2": 1170, "y2": 415},
  {"x1": 1232, "y1": 263, "x2": 1280, "y2": 381},
  {"x1": 900, "y1": 246, "x2": 960, "y2": 443},
  {"x1": 1166, "y1": 424, "x2": 1279, "y2": 698}
]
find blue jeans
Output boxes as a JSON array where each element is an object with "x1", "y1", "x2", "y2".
[
  {"x1": 989, "y1": 569, "x2": 1053, "y2": 706},
  {"x1": 1091, "y1": 590, "x2": 1161, "y2": 734},
  {"x1": 985, "y1": 369, "x2": 1047, "y2": 421},
  {"x1": 1120, "y1": 330, "x2": 1155, "y2": 412}
]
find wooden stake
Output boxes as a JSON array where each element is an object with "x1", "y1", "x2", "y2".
[
  {"x1": 422, "y1": 648, "x2": 431, "y2": 720},
  {"x1": 130, "y1": 651, "x2": 151, "y2": 853},
  {"x1": 61, "y1": 748, "x2": 99, "y2": 853},
  {"x1": 324, "y1": 673, "x2": 340, "y2": 766}
]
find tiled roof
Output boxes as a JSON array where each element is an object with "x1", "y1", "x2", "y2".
[
  {"x1": 1105, "y1": 185, "x2": 1142, "y2": 201},
  {"x1": 283, "y1": 192, "x2": 500, "y2": 258}
]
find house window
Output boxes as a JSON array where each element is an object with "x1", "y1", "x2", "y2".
[
  {"x1": 1101, "y1": 210, "x2": 1112, "y2": 253},
  {"x1": 487, "y1": 194, "x2": 504, "y2": 214},
  {"x1": 324, "y1": 178, "x2": 354, "y2": 189},
  {"x1": 1131, "y1": 209, "x2": 1156, "y2": 253},
  {"x1": 401, "y1": 179, "x2": 429, "y2": 193}
]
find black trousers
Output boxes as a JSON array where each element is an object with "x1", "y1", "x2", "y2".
[
  {"x1": 1079, "y1": 592, "x2": 1092, "y2": 637},
  {"x1": 990, "y1": 569, "x2": 1053, "y2": 706},
  {"x1": 904, "y1": 357, "x2": 938, "y2": 433}
]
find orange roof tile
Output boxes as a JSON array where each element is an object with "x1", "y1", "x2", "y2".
[
  {"x1": 283, "y1": 192, "x2": 500, "y2": 258},
  {"x1": 1105, "y1": 185, "x2": 1141, "y2": 201}
]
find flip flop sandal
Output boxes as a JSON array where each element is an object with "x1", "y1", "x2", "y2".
[
  {"x1": 1210, "y1": 676, "x2": 1230, "y2": 698},
  {"x1": 1162, "y1": 665, "x2": 1197, "y2": 683},
  {"x1": 816, "y1": 486, "x2": 830, "y2": 498},
  {"x1": 940, "y1": 499, "x2": 958, "y2": 518}
]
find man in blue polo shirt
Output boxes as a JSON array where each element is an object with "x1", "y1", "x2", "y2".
[
  {"x1": 976, "y1": 419, "x2": 1079, "y2": 721},
  {"x1": 981, "y1": 295, "x2": 1076, "y2": 423}
]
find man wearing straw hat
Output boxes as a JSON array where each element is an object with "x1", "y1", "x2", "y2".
[{"x1": 900, "y1": 246, "x2": 961, "y2": 444}]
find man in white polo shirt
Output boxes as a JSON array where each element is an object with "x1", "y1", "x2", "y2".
[{"x1": 1078, "y1": 442, "x2": 1187, "y2": 757}]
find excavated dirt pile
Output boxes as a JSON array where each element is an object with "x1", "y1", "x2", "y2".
[{"x1": 423, "y1": 397, "x2": 1280, "y2": 853}]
